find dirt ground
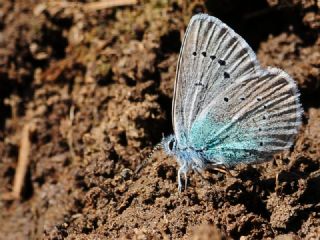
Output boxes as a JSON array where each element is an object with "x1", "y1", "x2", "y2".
[{"x1": 0, "y1": 0, "x2": 319, "y2": 239}]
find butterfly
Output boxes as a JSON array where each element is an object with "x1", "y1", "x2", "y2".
[{"x1": 161, "y1": 13, "x2": 302, "y2": 191}]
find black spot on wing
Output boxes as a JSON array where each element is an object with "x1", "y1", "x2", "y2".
[
  {"x1": 195, "y1": 82, "x2": 204, "y2": 87},
  {"x1": 210, "y1": 55, "x2": 216, "y2": 60},
  {"x1": 218, "y1": 59, "x2": 226, "y2": 65}
]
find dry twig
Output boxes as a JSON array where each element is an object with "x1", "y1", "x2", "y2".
[
  {"x1": 2, "y1": 122, "x2": 34, "y2": 200},
  {"x1": 83, "y1": 0, "x2": 137, "y2": 11},
  {"x1": 44, "y1": 0, "x2": 137, "y2": 12}
]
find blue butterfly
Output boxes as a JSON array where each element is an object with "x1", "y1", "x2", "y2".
[{"x1": 161, "y1": 14, "x2": 302, "y2": 191}]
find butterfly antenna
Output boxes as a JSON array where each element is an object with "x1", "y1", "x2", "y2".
[{"x1": 134, "y1": 142, "x2": 162, "y2": 176}]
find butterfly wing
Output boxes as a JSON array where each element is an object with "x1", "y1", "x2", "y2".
[
  {"x1": 173, "y1": 13, "x2": 262, "y2": 146},
  {"x1": 173, "y1": 14, "x2": 302, "y2": 165},
  {"x1": 189, "y1": 67, "x2": 302, "y2": 165}
]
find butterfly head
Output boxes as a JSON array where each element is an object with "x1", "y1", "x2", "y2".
[{"x1": 162, "y1": 134, "x2": 177, "y2": 156}]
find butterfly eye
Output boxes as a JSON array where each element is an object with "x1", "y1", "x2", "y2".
[{"x1": 168, "y1": 139, "x2": 175, "y2": 151}]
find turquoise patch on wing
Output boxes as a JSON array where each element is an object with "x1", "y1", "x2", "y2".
[{"x1": 189, "y1": 115, "x2": 260, "y2": 165}]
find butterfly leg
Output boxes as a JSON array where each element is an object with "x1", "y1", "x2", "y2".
[
  {"x1": 178, "y1": 161, "x2": 189, "y2": 192},
  {"x1": 211, "y1": 165, "x2": 235, "y2": 177},
  {"x1": 184, "y1": 171, "x2": 188, "y2": 190},
  {"x1": 177, "y1": 168, "x2": 188, "y2": 192},
  {"x1": 178, "y1": 167, "x2": 183, "y2": 192}
]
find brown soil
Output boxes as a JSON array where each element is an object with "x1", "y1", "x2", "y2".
[{"x1": 0, "y1": 0, "x2": 319, "y2": 239}]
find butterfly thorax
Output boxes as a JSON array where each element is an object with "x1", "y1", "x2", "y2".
[{"x1": 162, "y1": 135, "x2": 208, "y2": 172}]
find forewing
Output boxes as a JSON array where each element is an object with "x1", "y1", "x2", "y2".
[
  {"x1": 172, "y1": 14, "x2": 262, "y2": 145},
  {"x1": 189, "y1": 67, "x2": 302, "y2": 165}
]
